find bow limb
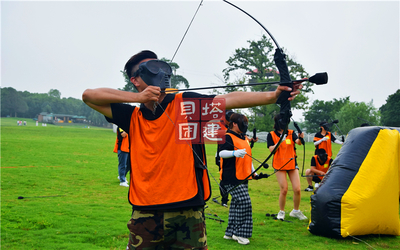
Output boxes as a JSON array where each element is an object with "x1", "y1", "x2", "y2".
[
  {"x1": 222, "y1": 0, "x2": 293, "y2": 130},
  {"x1": 221, "y1": 1, "x2": 294, "y2": 196},
  {"x1": 222, "y1": 0, "x2": 281, "y2": 50}
]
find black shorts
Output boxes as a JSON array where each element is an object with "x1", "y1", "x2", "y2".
[{"x1": 312, "y1": 175, "x2": 322, "y2": 183}]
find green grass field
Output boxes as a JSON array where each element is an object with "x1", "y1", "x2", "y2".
[{"x1": 1, "y1": 117, "x2": 399, "y2": 249}]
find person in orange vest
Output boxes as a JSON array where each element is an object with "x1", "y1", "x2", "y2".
[
  {"x1": 314, "y1": 121, "x2": 343, "y2": 158},
  {"x1": 219, "y1": 113, "x2": 259, "y2": 245},
  {"x1": 304, "y1": 148, "x2": 333, "y2": 191},
  {"x1": 113, "y1": 127, "x2": 130, "y2": 187},
  {"x1": 267, "y1": 113, "x2": 307, "y2": 221},
  {"x1": 82, "y1": 50, "x2": 303, "y2": 250}
]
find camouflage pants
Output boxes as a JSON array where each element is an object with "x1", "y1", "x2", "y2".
[{"x1": 127, "y1": 207, "x2": 207, "y2": 250}]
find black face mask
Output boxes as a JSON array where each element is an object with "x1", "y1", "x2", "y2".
[
  {"x1": 318, "y1": 153, "x2": 328, "y2": 164},
  {"x1": 133, "y1": 60, "x2": 172, "y2": 89},
  {"x1": 237, "y1": 116, "x2": 248, "y2": 134},
  {"x1": 239, "y1": 122, "x2": 248, "y2": 134}
]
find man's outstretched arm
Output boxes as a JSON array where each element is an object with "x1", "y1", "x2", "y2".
[{"x1": 218, "y1": 84, "x2": 302, "y2": 110}]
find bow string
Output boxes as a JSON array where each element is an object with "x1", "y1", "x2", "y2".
[{"x1": 292, "y1": 118, "x2": 306, "y2": 177}]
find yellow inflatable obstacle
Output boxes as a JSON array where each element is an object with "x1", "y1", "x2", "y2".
[{"x1": 308, "y1": 126, "x2": 400, "y2": 238}]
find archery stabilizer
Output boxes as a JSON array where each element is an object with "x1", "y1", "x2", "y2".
[{"x1": 162, "y1": 72, "x2": 328, "y2": 93}]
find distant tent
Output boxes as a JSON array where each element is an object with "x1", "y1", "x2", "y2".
[{"x1": 308, "y1": 126, "x2": 400, "y2": 238}]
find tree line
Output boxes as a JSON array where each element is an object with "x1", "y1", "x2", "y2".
[
  {"x1": 1, "y1": 87, "x2": 109, "y2": 127},
  {"x1": 2, "y1": 35, "x2": 398, "y2": 131}
]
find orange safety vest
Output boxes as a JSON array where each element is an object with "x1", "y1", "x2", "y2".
[
  {"x1": 312, "y1": 155, "x2": 331, "y2": 180},
  {"x1": 220, "y1": 132, "x2": 253, "y2": 181},
  {"x1": 127, "y1": 93, "x2": 211, "y2": 208},
  {"x1": 113, "y1": 138, "x2": 118, "y2": 153},
  {"x1": 314, "y1": 131, "x2": 332, "y2": 157},
  {"x1": 113, "y1": 128, "x2": 129, "y2": 153},
  {"x1": 270, "y1": 130, "x2": 296, "y2": 171}
]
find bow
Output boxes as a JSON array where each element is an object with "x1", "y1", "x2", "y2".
[
  {"x1": 220, "y1": 0, "x2": 294, "y2": 196},
  {"x1": 220, "y1": 0, "x2": 329, "y2": 196},
  {"x1": 222, "y1": 0, "x2": 294, "y2": 136},
  {"x1": 163, "y1": 0, "x2": 327, "y2": 198}
]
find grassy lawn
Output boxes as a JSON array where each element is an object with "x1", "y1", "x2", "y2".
[{"x1": 1, "y1": 117, "x2": 399, "y2": 249}]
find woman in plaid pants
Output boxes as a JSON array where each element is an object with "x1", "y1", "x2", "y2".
[{"x1": 219, "y1": 113, "x2": 258, "y2": 245}]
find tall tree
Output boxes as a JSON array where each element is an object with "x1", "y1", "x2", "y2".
[
  {"x1": 380, "y1": 89, "x2": 400, "y2": 127},
  {"x1": 222, "y1": 34, "x2": 313, "y2": 131},
  {"x1": 303, "y1": 97, "x2": 350, "y2": 133},
  {"x1": 335, "y1": 100, "x2": 380, "y2": 134},
  {"x1": 48, "y1": 89, "x2": 61, "y2": 99},
  {"x1": 1, "y1": 87, "x2": 28, "y2": 117}
]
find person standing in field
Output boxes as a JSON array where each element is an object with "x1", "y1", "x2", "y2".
[
  {"x1": 219, "y1": 113, "x2": 259, "y2": 245},
  {"x1": 82, "y1": 50, "x2": 302, "y2": 249},
  {"x1": 267, "y1": 114, "x2": 307, "y2": 221},
  {"x1": 113, "y1": 127, "x2": 130, "y2": 187}
]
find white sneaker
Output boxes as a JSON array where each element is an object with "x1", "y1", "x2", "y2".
[
  {"x1": 304, "y1": 187, "x2": 314, "y2": 192},
  {"x1": 314, "y1": 183, "x2": 320, "y2": 188},
  {"x1": 120, "y1": 182, "x2": 129, "y2": 187},
  {"x1": 223, "y1": 235, "x2": 232, "y2": 240},
  {"x1": 118, "y1": 176, "x2": 128, "y2": 184},
  {"x1": 277, "y1": 210, "x2": 285, "y2": 220},
  {"x1": 289, "y1": 210, "x2": 308, "y2": 220},
  {"x1": 232, "y1": 235, "x2": 250, "y2": 245}
]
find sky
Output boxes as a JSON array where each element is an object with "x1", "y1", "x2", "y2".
[{"x1": 2, "y1": 0, "x2": 399, "y2": 121}]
